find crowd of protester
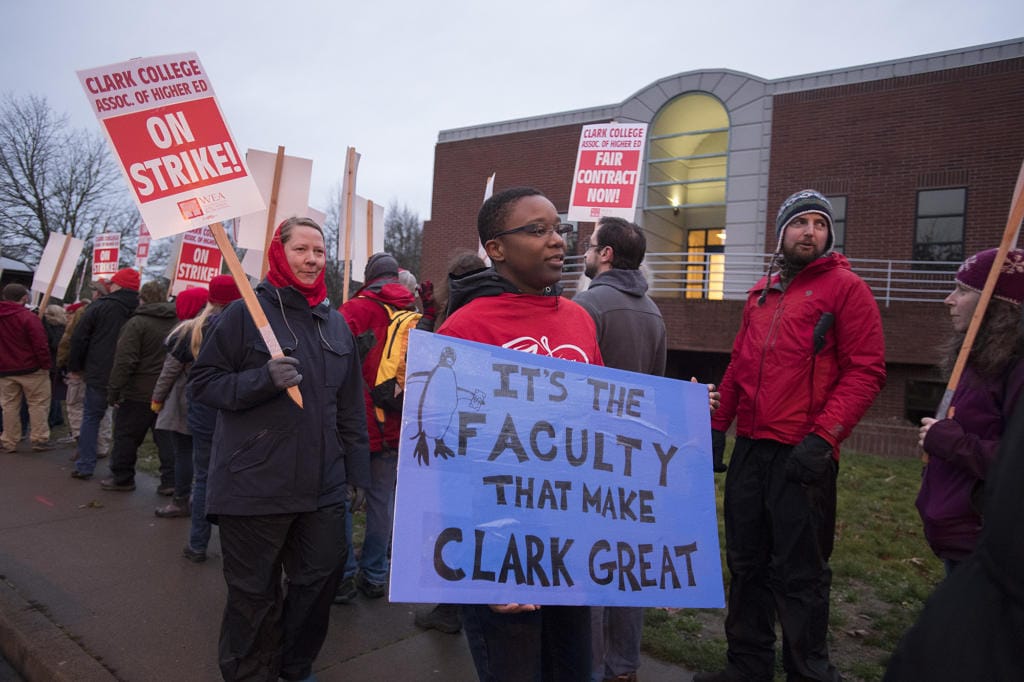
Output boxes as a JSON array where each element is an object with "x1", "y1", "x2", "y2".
[{"x1": 2, "y1": 194, "x2": 1021, "y2": 681}]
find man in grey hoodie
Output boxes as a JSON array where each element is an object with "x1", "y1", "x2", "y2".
[{"x1": 573, "y1": 216, "x2": 666, "y2": 682}]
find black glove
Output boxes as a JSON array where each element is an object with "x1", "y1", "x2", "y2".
[
  {"x1": 267, "y1": 356, "x2": 302, "y2": 390},
  {"x1": 785, "y1": 434, "x2": 834, "y2": 484},
  {"x1": 711, "y1": 429, "x2": 728, "y2": 473}
]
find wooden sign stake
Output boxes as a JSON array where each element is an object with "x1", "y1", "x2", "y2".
[
  {"x1": 260, "y1": 145, "x2": 286, "y2": 278},
  {"x1": 210, "y1": 221, "x2": 303, "y2": 409},
  {"x1": 341, "y1": 146, "x2": 357, "y2": 302}
]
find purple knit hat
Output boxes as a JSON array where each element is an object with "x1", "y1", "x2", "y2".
[{"x1": 956, "y1": 248, "x2": 1024, "y2": 305}]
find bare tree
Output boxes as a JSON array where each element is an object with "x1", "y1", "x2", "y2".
[
  {"x1": 384, "y1": 200, "x2": 422, "y2": 276},
  {"x1": 0, "y1": 93, "x2": 136, "y2": 278}
]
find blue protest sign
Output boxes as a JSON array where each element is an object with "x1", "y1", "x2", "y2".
[{"x1": 389, "y1": 330, "x2": 724, "y2": 608}]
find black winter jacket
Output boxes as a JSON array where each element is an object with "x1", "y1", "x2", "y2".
[
  {"x1": 189, "y1": 281, "x2": 370, "y2": 517},
  {"x1": 67, "y1": 289, "x2": 139, "y2": 388}
]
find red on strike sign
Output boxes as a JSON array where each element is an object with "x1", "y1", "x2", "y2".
[
  {"x1": 171, "y1": 226, "x2": 222, "y2": 296},
  {"x1": 92, "y1": 232, "x2": 121, "y2": 278},
  {"x1": 103, "y1": 98, "x2": 245, "y2": 204},
  {"x1": 77, "y1": 52, "x2": 264, "y2": 239}
]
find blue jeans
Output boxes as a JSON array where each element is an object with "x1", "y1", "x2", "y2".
[
  {"x1": 462, "y1": 604, "x2": 591, "y2": 681},
  {"x1": 188, "y1": 400, "x2": 216, "y2": 552},
  {"x1": 75, "y1": 384, "x2": 108, "y2": 475},
  {"x1": 343, "y1": 448, "x2": 397, "y2": 585},
  {"x1": 590, "y1": 607, "x2": 643, "y2": 681}
]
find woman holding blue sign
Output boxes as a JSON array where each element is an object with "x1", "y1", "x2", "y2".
[{"x1": 438, "y1": 187, "x2": 603, "y2": 681}]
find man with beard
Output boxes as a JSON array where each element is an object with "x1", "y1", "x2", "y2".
[{"x1": 695, "y1": 190, "x2": 886, "y2": 682}]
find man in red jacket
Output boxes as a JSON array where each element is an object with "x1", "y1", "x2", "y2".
[
  {"x1": 0, "y1": 283, "x2": 53, "y2": 452},
  {"x1": 335, "y1": 252, "x2": 435, "y2": 602},
  {"x1": 696, "y1": 190, "x2": 886, "y2": 682}
]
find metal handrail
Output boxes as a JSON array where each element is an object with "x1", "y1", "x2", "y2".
[{"x1": 560, "y1": 251, "x2": 958, "y2": 305}]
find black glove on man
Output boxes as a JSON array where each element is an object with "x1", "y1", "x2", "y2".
[
  {"x1": 785, "y1": 433, "x2": 834, "y2": 484},
  {"x1": 711, "y1": 429, "x2": 728, "y2": 473},
  {"x1": 267, "y1": 356, "x2": 302, "y2": 390}
]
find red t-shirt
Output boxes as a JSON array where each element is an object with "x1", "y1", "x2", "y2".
[{"x1": 437, "y1": 293, "x2": 603, "y2": 366}]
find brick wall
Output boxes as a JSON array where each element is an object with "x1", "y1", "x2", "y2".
[
  {"x1": 768, "y1": 58, "x2": 1024, "y2": 260},
  {"x1": 423, "y1": 57, "x2": 1023, "y2": 457}
]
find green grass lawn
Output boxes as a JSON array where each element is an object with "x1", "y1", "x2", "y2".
[{"x1": 642, "y1": 447, "x2": 944, "y2": 682}]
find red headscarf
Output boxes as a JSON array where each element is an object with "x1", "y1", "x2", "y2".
[{"x1": 265, "y1": 223, "x2": 328, "y2": 307}]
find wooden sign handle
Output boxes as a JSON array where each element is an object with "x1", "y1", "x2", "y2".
[
  {"x1": 341, "y1": 146, "x2": 357, "y2": 302},
  {"x1": 260, "y1": 145, "x2": 286, "y2": 279},
  {"x1": 210, "y1": 221, "x2": 303, "y2": 409}
]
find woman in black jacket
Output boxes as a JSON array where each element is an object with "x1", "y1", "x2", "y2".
[{"x1": 190, "y1": 217, "x2": 370, "y2": 682}]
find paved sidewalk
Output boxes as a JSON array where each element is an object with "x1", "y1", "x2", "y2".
[{"x1": 0, "y1": 441, "x2": 695, "y2": 681}]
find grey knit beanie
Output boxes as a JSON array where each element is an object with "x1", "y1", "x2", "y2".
[
  {"x1": 775, "y1": 189, "x2": 834, "y2": 253},
  {"x1": 364, "y1": 252, "x2": 399, "y2": 283}
]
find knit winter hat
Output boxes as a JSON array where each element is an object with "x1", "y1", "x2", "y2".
[
  {"x1": 775, "y1": 189, "x2": 835, "y2": 254},
  {"x1": 208, "y1": 274, "x2": 242, "y2": 306},
  {"x1": 364, "y1": 252, "x2": 399, "y2": 283},
  {"x1": 175, "y1": 287, "x2": 209, "y2": 320},
  {"x1": 956, "y1": 248, "x2": 1024, "y2": 305},
  {"x1": 397, "y1": 268, "x2": 418, "y2": 294},
  {"x1": 111, "y1": 267, "x2": 141, "y2": 291}
]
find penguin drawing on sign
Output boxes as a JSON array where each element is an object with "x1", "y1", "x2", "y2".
[{"x1": 406, "y1": 346, "x2": 485, "y2": 466}]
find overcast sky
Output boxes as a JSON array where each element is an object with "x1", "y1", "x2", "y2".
[{"x1": 2, "y1": 1, "x2": 1020, "y2": 223}]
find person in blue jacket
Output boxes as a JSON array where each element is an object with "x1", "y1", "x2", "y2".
[{"x1": 189, "y1": 217, "x2": 370, "y2": 682}]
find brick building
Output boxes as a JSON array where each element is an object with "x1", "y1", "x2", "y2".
[{"x1": 421, "y1": 38, "x2": 1024, "y2": 457}]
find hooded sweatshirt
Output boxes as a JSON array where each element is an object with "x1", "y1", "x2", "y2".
[
  {"x1": 573, "y1": 268, "x2": 666, "y2": 376},
  {"x1": 438, "y1": 267, "x2": 602, "y2": 366},
  {"x1": 0, "y1": 300, "x2": 50, "y2": 375}
]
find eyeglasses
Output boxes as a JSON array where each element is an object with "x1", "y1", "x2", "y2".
[
  {"x1": 492, "y1": 222, "x2": 575, "y2": 240},
  {"x1": 586, "y1": 241, "x2": 604, "y2": 251}
]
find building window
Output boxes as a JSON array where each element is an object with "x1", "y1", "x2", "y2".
[
  {"x1": 685, "y1": 228, "x2": 725, "y2": 300},
  {"x1": 557, "y1": 213, "x2": 579, "y2": 254},
  {"x1": 914, "y1": 188, "x2": 965, "y2": 263},
  {"x1": 643, "y1": 93, "x2": 729, "y2": 297},
  {"x1": 826, "y1": 195, "x2": 846, "y2": 253},
  {"x1": 905, "y1": 379, "x2": 945, "y2": 424}
]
